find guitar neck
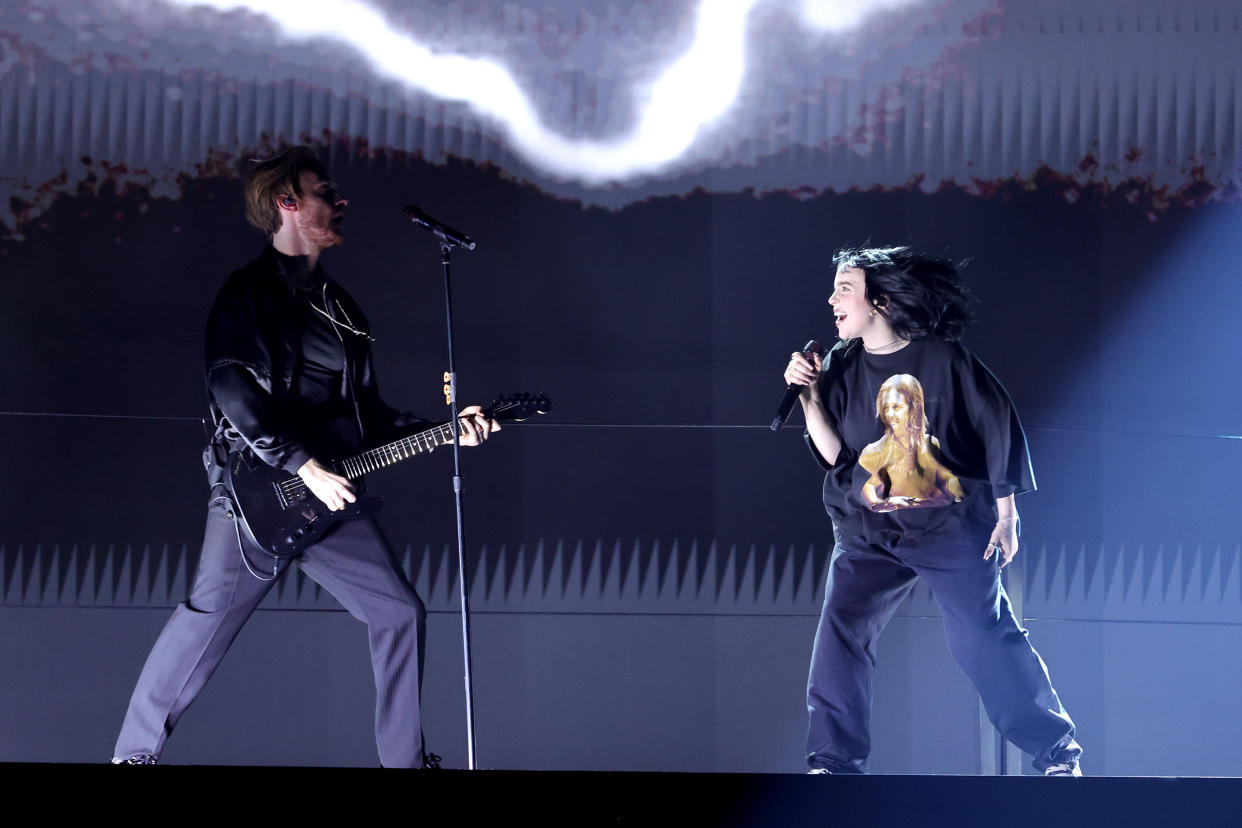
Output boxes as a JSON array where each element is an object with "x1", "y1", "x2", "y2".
[
  {"x1": 326, "y1": 395, "x2": 544, "y2": 482},
  {"x1": 333, "y1": 419, "x2": 464, "y2": 480}
]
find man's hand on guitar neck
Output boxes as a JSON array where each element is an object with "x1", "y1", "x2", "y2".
[
  {"x1": 457, "y1": 404, "x2": 501, "y2": 446},
  {"x1": 297, "y1": 458, "x2": 357, "y2": 512},
  {"x1": 297, "y1": 405, "x2": 498, "y2": 510}
]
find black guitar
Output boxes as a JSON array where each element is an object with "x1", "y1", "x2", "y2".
[{"x1": 227, "y1": 392, "x2": 550, "y2": 557}]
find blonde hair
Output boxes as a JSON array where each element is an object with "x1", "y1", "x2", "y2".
[
  {"x1": 871, "y1": 374, "x2": 936, "y2": 472},
  {"x1": 875, "y1": 374, "x2": 927, "y2": 436}
]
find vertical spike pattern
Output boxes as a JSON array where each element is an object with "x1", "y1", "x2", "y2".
[{"x1": 0, "y1": 540, "x2": 1236, "y2": 625}]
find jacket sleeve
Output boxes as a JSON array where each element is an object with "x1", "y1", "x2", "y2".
[
  {"x1": 209, "y1": 362, "x2": 313, "y2": 474},
  {"x1": 205, "y1": 274, "x2": 312, "y2": 474}
]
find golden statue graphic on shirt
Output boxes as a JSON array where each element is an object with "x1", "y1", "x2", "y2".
[{"x1": 858, "y1": 374, "x2": 965, "y2": 512}]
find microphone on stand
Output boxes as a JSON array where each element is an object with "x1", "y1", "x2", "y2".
[
  {"x1": 404, "y1": 205, "x2": 477, "y2": 251},
  {"x1": 770, "y1": 340, "x2": 824, "y2": 432}
]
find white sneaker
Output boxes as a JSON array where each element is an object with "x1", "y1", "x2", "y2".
[{"x1": 1044, "y1": 760, "x2": 1082, "y2": 777}]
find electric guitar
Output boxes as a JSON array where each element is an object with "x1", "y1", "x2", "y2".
[{"x1": 227, "y1": 392, "x2": 550, "y2": 558}]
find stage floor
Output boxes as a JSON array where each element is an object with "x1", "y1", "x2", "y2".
[{"x1": 14, "y1": 766, "x2": 1241, "y2": 827}]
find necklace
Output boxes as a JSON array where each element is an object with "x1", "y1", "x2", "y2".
[
  {"x1": 309, "y1": 283, "x2": 376, "y2": 341},
  {"x1": 864, "y1": 337, "x2": 908, "y2": 354}
]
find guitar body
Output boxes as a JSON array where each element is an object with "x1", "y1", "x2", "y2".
[
  {"x1": 223, "y1": 392, "x2": 549, "y2": 559},
  {"x1": 226, "y1": 449, "x2": 381, "y2": 558}
]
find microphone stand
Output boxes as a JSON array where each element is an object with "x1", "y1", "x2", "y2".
[{"x1": 434, "y1": 234, "x2": 478, "y2": 769}]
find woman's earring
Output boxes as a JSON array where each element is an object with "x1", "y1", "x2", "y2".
[{"x1": 869, "y1": 309, "x2": 876, "y2": 318}]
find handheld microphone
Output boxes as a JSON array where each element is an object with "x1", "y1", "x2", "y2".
[
  {"x1": 770, "y1": 340, "x2": 824, "y2": 432},
  {"x1": 404, "y1": 205, "x2": 477, "y2": 251}
]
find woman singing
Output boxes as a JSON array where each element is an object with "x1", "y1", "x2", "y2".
[{"x1": 783, "y1": 246, "x2": 1082, "y2": 776}]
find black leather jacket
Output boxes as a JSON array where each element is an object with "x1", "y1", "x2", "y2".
[{"x1": 204, "y1": 246, "x2": 421, "y2": 480}]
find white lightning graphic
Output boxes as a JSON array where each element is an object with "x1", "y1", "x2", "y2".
[
  {"x1": 155, "y1": 0, "x2": 921, "y2": 182},
  {"x1": 164, "y1": 0, "x2": 758, "y2": 182},
  {"x1": 800, "y1": 0, "x2": 920, "y2": 30}
]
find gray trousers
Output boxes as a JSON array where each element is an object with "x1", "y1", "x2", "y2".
[{"x1": 113, "y1": 496, "x2": 428, "y2": 767}]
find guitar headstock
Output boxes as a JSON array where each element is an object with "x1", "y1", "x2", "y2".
[{"x1": 489, "y1": 392, "x2": 551, "y2": 423}]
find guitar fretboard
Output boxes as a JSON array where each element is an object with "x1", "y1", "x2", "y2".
[
  {"x1": 276, "y1": 402, "x2": 524, "y2": 504},
  {"x1": 336, "y1": 419, "x2": 460, "y2": 479}
]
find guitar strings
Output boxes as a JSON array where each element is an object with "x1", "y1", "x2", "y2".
[{"x1": 277, "y1": 402, "x2": 523, "y2": 500}]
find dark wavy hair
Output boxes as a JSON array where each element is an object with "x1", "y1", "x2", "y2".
[{"x1": 832, "y1": 246, "x2": 974, "y2": 341}]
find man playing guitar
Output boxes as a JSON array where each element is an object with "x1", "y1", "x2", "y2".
[{"x1": 112, "y1": 146, "x2": 498, "y2": 767}]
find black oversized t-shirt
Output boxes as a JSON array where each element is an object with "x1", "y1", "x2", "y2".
[{"x1": 806, "y1": 338, "x2": 1035, "y2": 540}]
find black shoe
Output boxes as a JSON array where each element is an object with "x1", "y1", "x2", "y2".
[
  {"x1": 421, "y1": 751, "x2": 442, "y2": 770},
  {"x1": 114, "y1": 754, "x2": 158, "y2": 765}
]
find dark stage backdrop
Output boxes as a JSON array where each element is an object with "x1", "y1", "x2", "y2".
[{"x1": 2, "y1": 0, "x2": 1240, "y2": 774}]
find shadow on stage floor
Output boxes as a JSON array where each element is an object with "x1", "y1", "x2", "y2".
[{"x1": 11, "y1": 765, "x2": 1241, "y2": 827}]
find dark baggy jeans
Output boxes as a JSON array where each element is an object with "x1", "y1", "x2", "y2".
[
  {"x1": 806, "y1": 527, "x2": 1080, "y2": 773},
  {"x1": 113, "y1": 496, "x2": 428, "y2": 767}
]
